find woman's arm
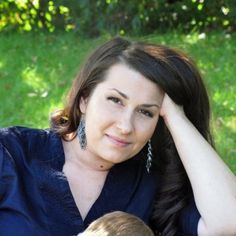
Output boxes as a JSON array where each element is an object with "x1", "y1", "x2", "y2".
[{"x1": 160, "y1": 94, "x2": 236, "y2": 236}]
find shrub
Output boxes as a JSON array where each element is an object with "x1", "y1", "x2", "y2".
[{"x1": 0, "y1": 0, "x2": 235, "y2": 36}]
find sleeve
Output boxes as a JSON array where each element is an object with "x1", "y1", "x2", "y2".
[
  {"x1": 0, "y1": 142, "x2": 36, "y2": 236},
  {"x1": 0, "y1": 144, "x2": 5, "y2": 198},
  {"x1": 0, "y1": 142, "x2": 17, "y2": 203},
  {"x1": 178, "y1": 198, "x2": 201, "y2": 235}
]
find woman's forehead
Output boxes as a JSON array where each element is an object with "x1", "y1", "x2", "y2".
[{"x1": 95, "y1": 63, "x2": 164, "y2": 102}]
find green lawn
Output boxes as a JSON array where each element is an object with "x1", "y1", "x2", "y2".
[{"x1": 0, "y1": 31, "x2": 235, "y2": 173}]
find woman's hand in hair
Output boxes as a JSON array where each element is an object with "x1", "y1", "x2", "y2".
[{"x1": 159, "y1": 93, "x2": 186, "y2": 129}]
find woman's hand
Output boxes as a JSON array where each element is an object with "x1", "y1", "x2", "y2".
[{"x1": 159, "y1": 93, "x2": 186, "y2": 128}]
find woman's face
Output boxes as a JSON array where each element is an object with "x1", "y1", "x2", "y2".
[{"x1": 80, "y1": 63, "x2": 164, "y2": 164}]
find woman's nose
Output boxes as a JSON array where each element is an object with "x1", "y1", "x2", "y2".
[{"x1": 116, "y1": 111, "x2": 134, "y2": 135}]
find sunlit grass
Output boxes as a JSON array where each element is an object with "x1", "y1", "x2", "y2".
[{"x1": 0, "y1": 31, "x2": 235, "y2": 173}]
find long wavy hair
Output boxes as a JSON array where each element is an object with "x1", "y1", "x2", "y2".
[{"x1": 50, "y1": 37, "x2": 214, "y2": 235}]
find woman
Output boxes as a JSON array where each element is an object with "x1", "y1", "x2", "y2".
[{"x1": 0, "y1": 37, "x2": 235, "y2": 236}]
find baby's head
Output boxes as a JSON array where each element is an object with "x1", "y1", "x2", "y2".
[{"x1": 78, "y1": 211, "x2": 154, "y2": 236}]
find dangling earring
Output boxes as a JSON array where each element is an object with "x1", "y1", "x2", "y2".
[
  {"x1": 77, "y1": 117, "x2": 87, "y2": 150},
  {"x1": 146, "y1": 139, "x2": 152, "y2": 173}
]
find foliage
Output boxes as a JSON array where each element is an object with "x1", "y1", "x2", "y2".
[
  {"x1": 0, "y1": 0, "x2": 235, "y2": 36},
  {"x1": 0, "y1": 31, "x2": 235, "y2": 173}
]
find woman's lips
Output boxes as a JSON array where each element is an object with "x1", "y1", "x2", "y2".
[{"x1": 106, "y1": 134, "x2": 131, "y2": 147}]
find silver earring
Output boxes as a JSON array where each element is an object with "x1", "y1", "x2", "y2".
[
  {"x1": 77, "y1": 117, "x2": 87, "y2": 150},
  {"x1": 146, "y1": 140, "x2": 152, "y2": 173}
]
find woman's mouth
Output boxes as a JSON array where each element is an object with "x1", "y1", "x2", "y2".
[{"x1": 105, "y1": 134, "x2": 131, "y2": 147}]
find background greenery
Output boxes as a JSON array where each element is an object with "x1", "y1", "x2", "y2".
[{"x1": 0, "y1": 0, "x2": 235, "y2": 36}]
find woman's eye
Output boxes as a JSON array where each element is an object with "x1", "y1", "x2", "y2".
[
  {"x1": 107, "y1": 96, "x2": 122, "y2": 105},
  {"x1": 138, "y1": 109, "x2": 153, "y2": 118}
]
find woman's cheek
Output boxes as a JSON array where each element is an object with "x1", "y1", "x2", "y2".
[{"x1": 139, "y1": 119, "x2": 158, "y2": 137}]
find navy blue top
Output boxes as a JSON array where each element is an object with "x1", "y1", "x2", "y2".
[{"x1": 0, "y1": 127, "x2": 200, "y2": 235}]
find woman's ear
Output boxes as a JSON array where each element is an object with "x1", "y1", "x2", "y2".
[{"x1": 79, "y1": 96, "x2": 88, "y2": 114}]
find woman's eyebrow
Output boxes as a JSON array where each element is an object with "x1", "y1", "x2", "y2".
[
  {"x1": 109, "y1": 88, "x2": 160, "y2": 108},
  {"x1": 110, "y1": 88, "x2": 129, "y2": 99},
  {"x1": 141, "y1": 104, "x2": 160, "y2": 108}
]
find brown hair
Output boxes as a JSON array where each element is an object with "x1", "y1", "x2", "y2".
[
  {"x1": 50, "y1": 37, "x2": 213, "y2": 235},
  {"x1": 80, "y1": 211, "x2": 154, "y2": 236}
]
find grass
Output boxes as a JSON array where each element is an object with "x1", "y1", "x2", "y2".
[{"x1": 0, "y1": 31, "x2": 235, "y2": 173}]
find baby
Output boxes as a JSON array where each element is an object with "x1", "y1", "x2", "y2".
[{"x1": 78, "y1": 211, "x2": 154, "y2": 236}]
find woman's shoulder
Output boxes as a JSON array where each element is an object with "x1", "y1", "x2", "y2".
[
  {"x1": 0, "y1": 126, "x2": 62, "y2": 162},
  {"x1": 0, "y1": 126, "x2": 50, "y2": 138},
  {"x1": 1, "y1": 125, "x2": 56, "y2": 141}
]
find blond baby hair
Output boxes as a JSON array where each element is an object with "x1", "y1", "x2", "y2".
[{"x1": 78, "y1": 211, "x2": 154, "y2": 236}]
